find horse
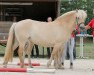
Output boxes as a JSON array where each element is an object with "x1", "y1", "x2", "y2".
[{"x1": 3, "y1": 9, "x2": 87, "y2": 69}]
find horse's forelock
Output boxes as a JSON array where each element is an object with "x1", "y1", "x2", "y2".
[{"x1": 77, "y1": 10, "x2": 87, "y2": 20}]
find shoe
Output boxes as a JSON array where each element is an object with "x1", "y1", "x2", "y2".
[
  {"x1": 32, "y1": 56, "x2": 34, "y2": 58},
  {"x1": 62, "y1": 62, "x2": 64, "y2": 66},
  {"x1": 36, "y1": 56, "x2": 39, "y2": 58}
]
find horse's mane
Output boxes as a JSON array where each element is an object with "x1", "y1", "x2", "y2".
[
  {"x1": 55, "y1": 10, "x2": 76, "y2": 21},
  {"x1": 55, "y1": 10, "x2": 87, "y2": 22}
]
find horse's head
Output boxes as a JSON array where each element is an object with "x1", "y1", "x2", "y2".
[{"x1": 76, "y1": 9, "x2": 87, "y2": 26}]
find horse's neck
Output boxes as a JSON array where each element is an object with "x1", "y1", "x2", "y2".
[
  {"x1": 56, "y1": 13, "x2": 76, "y2": 33},
  {"x1": 66, "y1": 15, "x2": 76, "y2": 32}
]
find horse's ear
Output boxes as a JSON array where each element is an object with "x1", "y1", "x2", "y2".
[
  {"x1": 85, "y1": 10, "x2": 87, "y2": 13},
  {"x1": 76, "y1": 9, "x2": 78, "y2": 12}
]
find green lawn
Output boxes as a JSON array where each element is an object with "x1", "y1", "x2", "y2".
[
  {"x1": 0, "y1": 45, "x2": 5, "y2": 54},
  {"x1": 76, "y1": 43, "x2": 94, "y2": 59}
]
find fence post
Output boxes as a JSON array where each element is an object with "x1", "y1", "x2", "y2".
[{"x1": 79, "y1": 35, "x2": 84, "y2": 58}]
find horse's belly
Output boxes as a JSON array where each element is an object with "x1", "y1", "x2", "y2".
[
  {"x1": 30, "y1": 35, "x2": 66, "y2": 47},
  {"x1": 31, "y1": 38, "x2": 55, "y2": 47}
]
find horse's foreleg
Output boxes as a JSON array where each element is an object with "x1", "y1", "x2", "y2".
[
  {"x1": 52, "y1": 44, "x2": 63, "y2": 69},
  {"x1": 57, "y1": 45, "x2": 65, "y2": 69},
  {"x1": 47, "y1": 46, "x2": 57, "y2": 67},
  {"x1": 58, "y1": 49, "x2": 64, "y2": 69},
  {"x1": 58, "y1": 51, "x2": 62, "y2": 68},
  {"x1": 47, "y1": 51, "x2": 54, "y2": 67},
  {"x1": 54, "y1": 54, "x2": 59, "y2": 69},
  {"x1": 47, "y1": 44, "x2": 60, "y2": 68}
]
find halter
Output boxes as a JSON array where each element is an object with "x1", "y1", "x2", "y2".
[
  {"x1": 76, "y1": 15, "x2": 86, "y2": 33},
  {"x1": 75, "y1": 10, "x2": 86, "y2": 27},
  {"x1": 76, "y1": 16, "x2": 84, "y2": 27}
]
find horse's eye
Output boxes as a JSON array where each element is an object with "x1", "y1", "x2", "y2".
[
  {"x1": 77, "y1": 17, "x2": 79, "y2": 20},
  {"x1": 76, "y1": 17, "x2": 79, "y2": 20}
]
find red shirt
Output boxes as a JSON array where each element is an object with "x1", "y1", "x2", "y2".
[
  {"x1": 87, "y1": 19, "x2": 94, "y2": 36},
  {"x1": 71, "y1": 26, "x2": 80, "y2": 37},
  {"x1": 71, "y1": 31, "x2": 75, "y2": 37},
  {"x1": 88, "y1": 19, "x2": 94, "y2": 30}
]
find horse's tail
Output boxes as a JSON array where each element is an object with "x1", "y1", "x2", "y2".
[{"x1": 4, "y1": 23, "x2": 17, "y2": 62}]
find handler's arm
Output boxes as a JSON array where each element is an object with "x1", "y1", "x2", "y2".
[{"x1": 85, "y1": 25, "x2": 91, "y2": 30}]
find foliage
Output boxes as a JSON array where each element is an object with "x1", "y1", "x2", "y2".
[{"x1": 60, "y1": 0, "x2": 94, "y2": 34}]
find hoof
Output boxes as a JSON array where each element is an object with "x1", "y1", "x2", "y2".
[
  {"x1": 54, "y1": 66, "x2": 59, "y2": 69},
  {"x1": 30, "y1": 65, "x2": 33, "y2": 68},
  {"x1": 47, "y1": 62, "x2": 51, "y2": 67},
  {"x1": 3, "y1": 65, "x2": 7, "y2": 68},
  {"x1": 70, "y1": 66, "x2": 73, "y2": 69},
  {"x1": 58, "y1": 66, "x2": 64, "y2": 69},
  {"x1": 3, "y1": 62, "x2": 7, "y2": 68},
  {"x1": 54, "y1": 65, "x2": 59, "y2": 69},
  {"x1": 21, "y1": 65, "x2": 26, "y2": 68},
  {"x1": 29, "y1": 63, "x2": 33, "y2": 68},
  {"x1": 92, "y1": 69, "x2": 94, "y2": 71}
]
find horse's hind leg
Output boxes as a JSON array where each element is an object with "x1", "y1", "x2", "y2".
[
  {"x1": 26, "y1": 38, "x2": 34, "y2": 68},
  {"x1": 27, "y1": 44, "x2": 34, "y2": 68},
  {"x1": 18, "y1": 44, "x2": 25, "y2": 68}
]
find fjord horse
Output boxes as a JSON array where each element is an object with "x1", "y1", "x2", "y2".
[{"x1": 3, "y1": 10, "x2": 87, "y2": 69}]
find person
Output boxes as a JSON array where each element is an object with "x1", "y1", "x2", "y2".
[
  {"x1": 31, "y1": 44, "x2": 39, "y2": 58},
  {"x1": 61, "y1": 31, "x2": 75, "y2": 69},
  {"x1": 13, "y1": 16, "x2": 17, "y2": 22},
  {"x1": 47, "y1": 17, "x2": 52, "y2": 58},
  {"x1": 47, "y1": 17, "x2": 52, "y2": 22},
  {"x1": 85, "y1": 18, "x2": 94, "y2": 40},
  {"x1": 43, "y1": 17, "x2": 53, "y2": 58},
  {"x1": 61, "y1": 26, "x2": 80, "y2": 69}
]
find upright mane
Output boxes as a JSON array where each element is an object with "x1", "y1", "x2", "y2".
[
  {"x1": 55, "y1": 10, "x2": 87, "y2": 22},
  {"x1": 55, "y1": 10, "x2": 76, "y2": 21}
]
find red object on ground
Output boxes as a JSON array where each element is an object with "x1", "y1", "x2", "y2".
[
  {"x1": 0, "y1": 68, "x2": 56, "y2": 73},
  {"x1": 17, "y1": 63, "x2": 40, "y2": 66},
  {"x1": 0, "y1": 68, "x2": 26, "y2": 72}
]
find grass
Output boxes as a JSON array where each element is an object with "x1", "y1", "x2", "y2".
[
  {"x1": 0, "y1": 45, "x2": 5, "y2": 54},
  {"x1": 76, "y1": 43, "x2": 94, "y2": 59}
]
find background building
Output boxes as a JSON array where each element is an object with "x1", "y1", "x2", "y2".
[
  {"x1": 0, "y1": 0, "x2": 60, "y2": 43},
  {"x1": 0, "y1": 0, "x2": 60, "y2": 21}
]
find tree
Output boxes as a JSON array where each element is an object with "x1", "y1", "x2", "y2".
[{"x1": 60, "y1": 0, "x2": 94, "y2": 34}]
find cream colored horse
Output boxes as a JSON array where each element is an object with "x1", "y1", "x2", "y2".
[{"x1": 3, "y1": 10, "x2": 87, "y2": 68}]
